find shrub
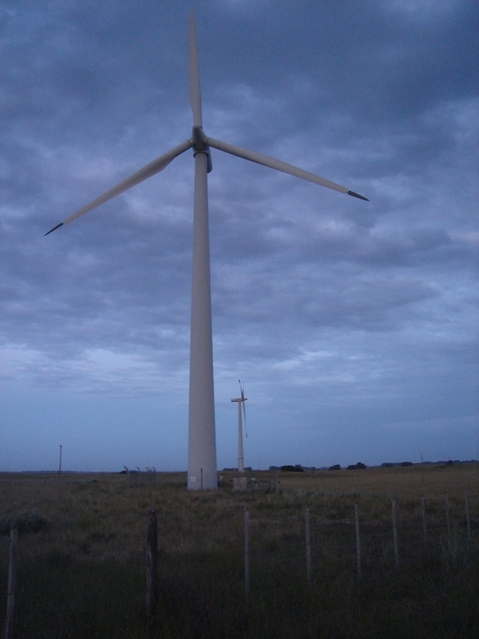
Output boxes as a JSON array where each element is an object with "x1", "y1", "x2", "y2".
[{"x1": 0, "y1": 511, "x2": 49, "y2": 535}]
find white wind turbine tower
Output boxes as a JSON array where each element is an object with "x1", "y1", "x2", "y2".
[
  {"x1": 45, "y1": 12, "x2": 368, "y2": 490},
  {"x1": 231, "y1": 381, "x2": 247, "y2": 473}
]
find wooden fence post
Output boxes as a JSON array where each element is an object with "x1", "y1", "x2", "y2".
[
  {"x1": 4, "y1": 527, "x2": 17, "y2": 639},
  {"x1": 445, "y1": 492, "x2": 451, "y2": 548},
  {"x1": 305, "y1": 507, "x2": 312, "y2": 585},
  {"x1": 354, "y1": 501, "x2": 361, "y2": 579},
  {"x1": 146, "y1": 510, "x2": 159, "y2": 616},
  {"x1": 392, "y1": 499, "x2": 399, "y2": 570},
  {"x1": 465, "y1": 490, "x2": 471, "y2": 540},
  {"x1": 421, "y1": 495, "x2": 427, "y2": 544},
  {"x1": 244, "y1": 508, "x2": 250, "y2": 605}
]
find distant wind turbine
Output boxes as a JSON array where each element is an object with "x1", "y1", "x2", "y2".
[
  {"x1": 231, "y1": 381, "x2": 247, "y2": 473},
  {"x1": 45, "y1": 12, "x2": 368, "y2": 490}
]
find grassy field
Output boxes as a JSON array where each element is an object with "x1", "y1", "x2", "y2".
[{"x1": 0, "y1": 464, "x2": 478, "y2": 638}]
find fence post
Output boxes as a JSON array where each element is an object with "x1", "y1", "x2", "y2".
[
  {"x1": 421, "y1": 495, "x2": 427, "y2": 544},
  {"x1": 305, "y1": 507, "x2": 312, "y2": 585},
  {"x1": 445, "y1": 492, "x2": 451, "y2": 548},
  {"x1": 4, "y1": 527, "x2": 17, "y2": 639},
  {"x1": 244, "y1": 508, "x2": 250, "y2": 605},
  {"x1": 465, "y1": 490, "x2": 471, "y2": 540},
  {"x1": 392, "y1": 499, "x2": 399, "y2": 570},
  {"x1": 354, "y1": 501, "x2": 361, "y2": 579},
  {"x1": 146, "y1": 510, "x2": 159, "y2": 616}
]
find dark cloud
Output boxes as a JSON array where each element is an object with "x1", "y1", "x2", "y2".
[{"x1": 1, "y1": 0, "x2": 477, "y2": 470}]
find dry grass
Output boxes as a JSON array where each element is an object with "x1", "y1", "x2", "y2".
[
  {"x1": 0, "y1": 464, "x2": 478, "y2": 638},
  {"x1": 277, "y1": 463, "x2": 479, "y2": 497}
]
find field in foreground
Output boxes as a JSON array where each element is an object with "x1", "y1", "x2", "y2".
[{"x1": 0, "y1": 464, "x2": 478, "y2": 638}]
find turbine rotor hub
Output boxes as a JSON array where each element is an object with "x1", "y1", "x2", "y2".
[{"x1": 192, "y1": 126, "x2": 213, "y2": 172}]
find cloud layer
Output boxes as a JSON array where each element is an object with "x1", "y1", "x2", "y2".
[{"x1": 1, "y1": 0, "x2": 478, "y2": 471}]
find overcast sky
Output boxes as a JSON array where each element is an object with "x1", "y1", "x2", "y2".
[{"x1": 1, "y1": 0, "x2": 478, "y2": 472}]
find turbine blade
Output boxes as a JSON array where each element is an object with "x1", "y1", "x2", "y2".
[
  {"x1": 44, "y1": 140, "x2": 192, "y2": 235},
  {"x1": 189, "y1": 11, "x2": 202, "y2": 128},
  {"x1": 239, "y1": 380, "x2": 247, "y2": 436},
  {"x1": 207, "y1": 137, "x2": 368, "y2": 200},
  {"x1": 346, "y1": 190, "x2": 369, "y2": 201},
  {"x1": 44, "y1": 223, "x2": 64, "y2": 236}
]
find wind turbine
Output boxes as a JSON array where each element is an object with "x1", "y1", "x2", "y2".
[
  {"x1": 45, "y1": 12, "x2": 368, "y2": 490},
  {"x1": 231, "y1": 381, "x2": 247, "y2": 473}
]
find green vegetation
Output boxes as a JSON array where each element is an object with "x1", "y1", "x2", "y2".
[{"x1": 0, "y1": 464, "x2": 478, "y2": 638}]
